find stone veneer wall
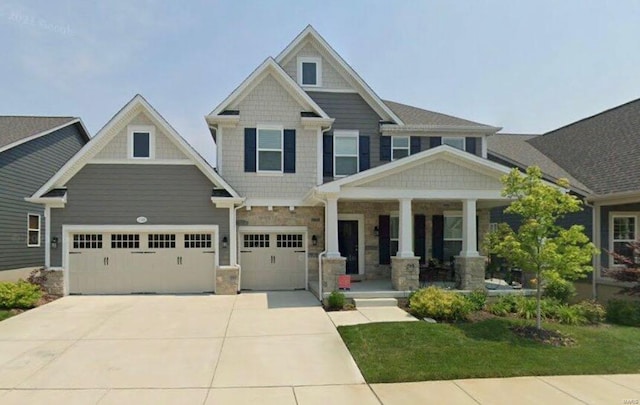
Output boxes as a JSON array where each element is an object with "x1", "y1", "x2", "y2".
[{"x1": 236, "y1": 206, "x2": 325, "y2": 286}]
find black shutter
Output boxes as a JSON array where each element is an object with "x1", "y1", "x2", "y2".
[
  {"x1": 465, "y1": 137, "x2": 477, "y2": 155},
  {"x1": 359, "y1": 135, "x2": 370, "y2": 171},
  {"x1": 379, "y1": 215, "x2": 391, "y2": 265},
  {"x1": 380, "y1": 136, "x2": 391, "y2": 161},
  {"x1": 432, "y1": 215, "x2": 444, "y2": 263},
  {"x1": 429, "y1": 136, "x2": 442, "y2": 148},
  {"x1": 283, "y1": 129, "x2": 296, "y2": 173},
  {"x1": 414, "y1": 214, "x2": 426, "y2": 264},
  {"x1": 410, "y1": 136, "x2": 421, "y2": 155},
  {"x1": 244, "y1": 128, "x2": 256, "y2": 172},
  {"x1": 323, "y1": 134, "x2": 333, "y2": 177}
]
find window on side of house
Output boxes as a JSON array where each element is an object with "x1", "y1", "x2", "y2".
[
  {"x1": 612, "y1": 215, "x2": 637, "y2": 265},
  {"x1": 443, "y1": 213, "x2": 463, "y2": 262},
  {"x1": 334, "y1": 131, "x2": 359, "y2": 177},
  {"x1": 442, "y1": 137, "x2": 465, "y2": 151},
  {"x1": 27, "y1": 214, "x2": 40, "y2": 247},
  {"x1": 392, "y1": 136, "x2": 410, "y2": 160},
  {"x1": 298, "y1": 57, "x2": 321, "y2": 87},
  {"x1": 390, "y1": 215, "x2": 399, "y2": 256},
  {"x1": 257, "y1": 126, "x2": 283, "y2": 172}
]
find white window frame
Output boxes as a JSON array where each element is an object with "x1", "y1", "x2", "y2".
[
  {"x1": 442, "y1": 136, "x2": 465, "y2": 151},
  {"x1": 27, "y1": 213, "x2": 41, "y2": 247},
  {"x1": 127, "y1": 125, "x2": 156, "y2": 160},
  {"x1": 297, "y1": 56, "x2": 322, "y2": 87},
  {"x1": 333, "y1": 130, "x2": 359, "y2": 177},
  {"x1": 391, "y1": 136, "x2": 410, "y2": 161},
  {"x1": 256, "y1": 125, "x2": 284, "y2": 173},
  {"x1": 609, "y1": 213, "x2": 638, "y2": 267},
  {"x1": 443, "y1": 211, "x2": 463, "y2": 259}
]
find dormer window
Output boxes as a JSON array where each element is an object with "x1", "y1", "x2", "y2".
[
  {"x1": 442, "y1": 137, "x2": 465, "y2": 151},
  {"x1": 298, "y1": 57, "x2": 321, "y2": 87},
  {"x1": 128, "y1": 125, "x2": 155, "y2": 159}
]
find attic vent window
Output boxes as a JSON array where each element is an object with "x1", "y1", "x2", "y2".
[
  {"x1": 298, "y1": 57, "x2": 321, "y2": 87},
  {"x1": 128, "y1": 125, "x2": 155, "y2": 159},
  {"x1": 133, "y1": 132, "x2": 150, "y2": 158}
]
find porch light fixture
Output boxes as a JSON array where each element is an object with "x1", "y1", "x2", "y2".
[
  {"x1": 374, "y1": 226, "x2": 379, "y2": 237},
  {"x1": 311, "y1": 235, "x2": 318, "y2": 246},
  {"x1": 222, "y1": 236, "x2": 228, "y2": 248}
]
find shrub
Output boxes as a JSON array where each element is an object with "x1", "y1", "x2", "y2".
[
  {"x1": 573, "y1": 300, "x2": 606, "y2": 324},
  {"x1": 555, "y1": 305, "x2": 587, "y2": 325},
  {"x1": 488, "y1": 294, "x2": 519, "y2": 316},
  {"x1": 0, "y1": 281, "x2": 42, "y2": 309},
  {"x1": 606, "y1": 299, "x2": 640, "y2": 327},
  {"x1": 543, "y1": 277, "x2": 576, "y2": 304},
  {"x1": 326, "y1": 291, "x2": 346, "y2": 311},
  {"x1": 515, "y1": 296, "x2": 538, "y2": 320},
  {"x1": 465, "y1": 289, "x2": 488, "y2": 311},
  {"x1": 409, "y1": 286, "x2": 471, "y2": 321},
  {"x1": 540, "y1": 298, "x2": 562, "y2": 319}
]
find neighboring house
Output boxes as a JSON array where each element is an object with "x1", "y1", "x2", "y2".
[
  {"x1": 487, "y1": 99, "x2": 640, "y2": 301},
  {"x1": 0, "y1": 116, "x2": 90, "y2": 280},
  {"x1": 28, "y1": 95, "x2": 240, "y2": 295}
]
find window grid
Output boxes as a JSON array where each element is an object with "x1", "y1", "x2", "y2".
[
  {"x1": 391, "y1": 136, "x2": 410, "y2": 160},
  {"x1": 257, "y1": 127, "x2": 283, "y2": 172},
  {"x1": 277, "y1": 234, "x2": 303, "y2": 248},
  {"x1": 73, "y1": 234, "x2": 103, "y2": 249},
  {"x1": 185, "y1": 233, "x2": 212, "y2": 249},
  {"x1": 244, "y1": 234, "x2": 270, "y2": 248},
  {"x1": 148, "y1": 234, "x2": 176, "y2": 249},
  {"x1": 27, "y1": 214, "x2": 40, "y2": 247},
  {"x1": 612, "y1": 216, "x2": 636, "y2": 265},
  {"x1": 334, "y1": 131, "x2": 359, "y2": 177},
  {"x1": 111, "y1": 234, "x2": 140, "y2": 249}
]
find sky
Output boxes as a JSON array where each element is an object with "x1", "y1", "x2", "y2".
[{"x1": 2, "y1": 1, "x2": 640, "y2": 165}]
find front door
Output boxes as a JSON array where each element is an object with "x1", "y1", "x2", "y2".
[{"x1": 338, "y1": 220, "x2": 359, "y2": 275}]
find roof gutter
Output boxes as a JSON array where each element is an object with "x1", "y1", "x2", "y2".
[{"x1": 381, "y1": 124, "x2": 502, "y2": 134}]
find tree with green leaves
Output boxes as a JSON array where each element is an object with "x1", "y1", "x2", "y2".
[{"x1": 486, "y1": 166, "x2": 598, "y2": 329}]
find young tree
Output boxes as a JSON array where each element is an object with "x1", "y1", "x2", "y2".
[{"x1": 486, "y1": 166, "x2": 598, "y2": 329}]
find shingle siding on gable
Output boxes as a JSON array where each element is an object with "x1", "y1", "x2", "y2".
[
  {"x1": 0, "y1": 124, "x2": 87, "y2": 270},
  {"x1": 220, "y1": 74, "x2": 317, "y2": 199},
  {"x1": 281, "y1": 41, "x2": 353, "y2": 90},
  {"x1": 49, "y1": 164, "x2": 230, "y2": 267},
  {"x1": 94, "y1": 111, "x2": 184, "y2": 160}
]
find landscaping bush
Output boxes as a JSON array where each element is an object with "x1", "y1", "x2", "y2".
[
  {"x1": 0, "y1": 281, "x2": 42, "y2": 309},
  {"x1": 606, "y1": 299, "x2": 640, "y2": 327},
  {"x1": 543, "y1": 277, "x2": 576, "y2": 304},
  {"x1": 515, "y1": 296, "x2": 538, "y2": 320},
  {"x1": 409, "y1": 286, "x2": 471, "y2": 321},
  {"x1": 465, "y1": 289, "x2": 488, "y2": 311},
  {"x1": 488, "y1": 294, "x2": 519, "y2": 316},
  {"x1": 574, "y1": 300, "x2": 606, "y2": 324},
  {"x1": 326, "y1": 290, "x2": 346, "y2": 311},
  {"x1": 555, "y1": 305, "x2": 586, "y2": 325}
]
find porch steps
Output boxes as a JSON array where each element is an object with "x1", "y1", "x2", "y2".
[{"x1": 353, "y1": 298, "x2": 398, "y2": 308}]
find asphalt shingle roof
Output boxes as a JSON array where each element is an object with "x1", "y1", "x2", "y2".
[
  {"x1": 528, "y1": 98, "x2": 640, "y2": 195},
  {"x1": 383, "y1": 100, "x2": 494, "y2": 128},
  {"x1": 0, "y1": 116, "x2": 77, "y2": 150}
]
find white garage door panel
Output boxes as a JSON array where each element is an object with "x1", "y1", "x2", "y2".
[{"x1": 68, "y1": 231, "x2": 216, "y2": 294}]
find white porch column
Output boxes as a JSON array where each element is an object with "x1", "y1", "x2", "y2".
[
  {"x1": 460, "y1": 199, "x2": 479, "y2": 257},
  {"x1": 397, "y1": 198, "x2": 414, "y2": 258},
  {"x1": 326, "y1": 194, "x2": 341, "y2": 257},
  {"x1": 229, "y1": 206, "x2": 237, "y2": 266}
]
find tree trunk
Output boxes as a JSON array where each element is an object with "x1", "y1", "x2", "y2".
[{"x1": 536, "y1": 270, "x2": 542, "y2": 329}]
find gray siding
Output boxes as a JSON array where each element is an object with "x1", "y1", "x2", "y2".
[
  {"x1": 0, "y1": 124, "x2": 87, "y2": 270},
  {"x1": 600, "y1": 202, "x2": 640, "y2": 268},
  {"x1": 50, "y1": 164, "x2": 230, "y2": 266}
]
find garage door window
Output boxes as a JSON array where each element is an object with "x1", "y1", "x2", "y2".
[
  {"x1": 185, "y1": 234, "x2": 212, "y2": 248},
  {"x1": 111, "y1": 234, "x2": 140, "y2": 249},
  {"x1": 73, "y1": 234, "x2": 103, "y2": 249},
  {"x1": 277, "y1": 234, "x2": 303, "y2": 248},
  {"x1": 148, "y1": 234, "x2": 176, "y2": 249},
  {"x1": 244, "y1": 234, "x2": 269, "y2": 248}
]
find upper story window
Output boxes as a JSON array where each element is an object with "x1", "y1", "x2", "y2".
[
  {"x1": 334, "y1": 130, "x2": 359, "y2": 177},
  {"x1": 257, "y1": 126, "x2": 283, "y2": 172},
  {"x1": 297, "y1": 57, "x2": 322, "y2": 87},
  {"x1": 128, "y1": 125, "x2": 155, "y2": 159},
  {"x1": 27, "y1": 214, "x2": 40, "y2": 247},
  {"x1": 611, "y1": 214, "x2": 637, "y2": 265},
  {"x1": 442, "y1": 137, "x2": 465, "y2": 151},
  {"x1": 392, "y1": 136, "x2": 410, "y2": 160}
]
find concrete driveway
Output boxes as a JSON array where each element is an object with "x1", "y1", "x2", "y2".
[{"x1": 0, "y1": 291, "x2": 375, "y2": 404}]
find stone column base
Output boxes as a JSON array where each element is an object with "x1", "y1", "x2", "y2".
[
  {"x1": 455, "y1": 256, "x2": 487, "y2": 290},
  {"x1": 216, "y1": 266, "x2": 239, "y2": 295},
  {"x1": 322, "y1": 256, "x2": 346, "y2": 293},
  {"x1": 391, "y1": 256, "x2": 420, "y2": 291}
]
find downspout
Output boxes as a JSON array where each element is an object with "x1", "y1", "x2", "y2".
[
  {"x1": 233, "y1": 202, "x2": 245, "y2": 294},
  {"x1": 312, "y1": 124, "x2": 333, "y2": 301},
  {"x1": 585, "y1": 200, "x2": 598, "y2": 301}
]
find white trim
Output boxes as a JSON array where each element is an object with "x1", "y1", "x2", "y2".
[
  {"x1": 256, "y1": 125, "x2": 284, "y2": 173},
  {"x1": 307, "y1": 88, "x2": 358, "y2": 94},
  {"x1": 391, "y1": 136, "x2": 410, "y2": 161},
  {"x1": 316, "y1": 128, "x2": 323, "y2": 185},
  {"x1": 381, "y1": 124, "x2": 501, "y2": 134},
  {"x1": 216, "y1": 127, "x2": 223, "y2": 172},
  {"x1": 338, "y1": 214, "x2": 365, "y2": 275},
  {"x1": 608, "y1": 212, "x2": 639, "y2": 267},
  {"x1": 481, "y1": 136, "x2": 488, "y2": 158},
  {"x1": 88, "y1": 159, "x2": 193, "y2": 165},
  {"x1": 0, "y1": 118, "x2": 89, "y2": 154},
  {"x1": 297, "y1": 56, "x2": 322, "y2": 87},
  {"x1": 27, "y1": 213, "x2": 41, "y2": 247},
  {"x1": 127, "y1": 125, "x2": 155, "y2": 159},
  {"x1": 336, "y1": 188, "x2": 505, "y2": 200},
  {"x1": 44, "y1": 206, "x2": 51, "y2": 267},
  {"x1": 333, "y1": 130, "x2": 359, "y2": 177}
]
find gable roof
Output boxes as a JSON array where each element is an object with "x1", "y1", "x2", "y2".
[
  {"x1": 275, "y1": 25, "x2": 404, "y2": 125},
  {"x1": 487, "y1": 133, "x2": 591, "y2": 195},
  {"x1": 383, "y1": 100, "x2": 496, "y2": 129},
  {"x1": 32, "y1": 94, "x2": 239, "y2": 199},
  {"x1": 0, "y1": 116, "x2": 90, "y2": 153},
  {"x1": 527, "y1": 98, "x2": 640, "y2": 196}
]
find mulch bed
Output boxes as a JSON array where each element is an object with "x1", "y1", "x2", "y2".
[{"x1": 510, "y1": 325, "x2": 577, "y2": 347}]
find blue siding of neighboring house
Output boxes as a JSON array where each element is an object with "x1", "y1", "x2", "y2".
[{"x1": 0, "y1": 124, "x2": 88, "y2": 270}]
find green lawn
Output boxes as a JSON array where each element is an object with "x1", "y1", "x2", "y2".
[
  {"x1": 338, "y1": 318, "x2": 640, "y2": 383},
  {"x1": 0, "y1": 310, "x2": 14, "y2": 322}
]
